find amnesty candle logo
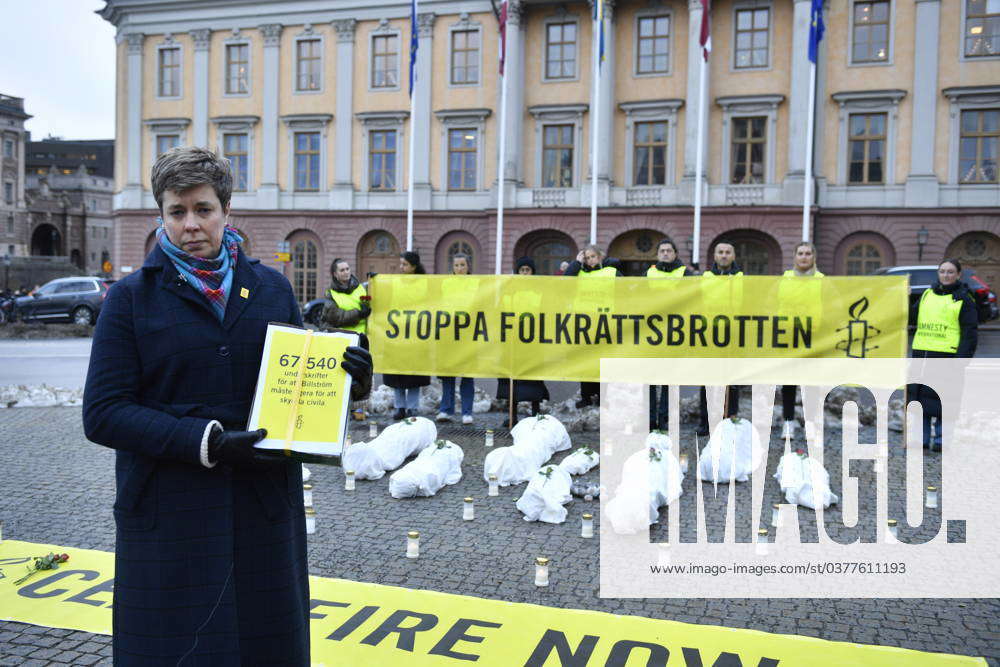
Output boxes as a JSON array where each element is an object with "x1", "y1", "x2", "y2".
[{"x1": 835, "y1": 296, "x2": 882, "y2": 358}]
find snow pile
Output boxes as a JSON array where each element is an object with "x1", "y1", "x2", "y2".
[
  {"x1": 389, "y1": 439, "x2": 464, "y2": 498},
  {"x1": 0, "y1": 385, "x2": 84, "y2": 408},
  {"x1": 483, "y1": 415, "x2": 571, "y2": 486},
  {"x1": 515, "y1": 464, "x2": 574, "y2": 523}
]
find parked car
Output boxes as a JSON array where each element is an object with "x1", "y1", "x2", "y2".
[
  {"x1": 302, "y1": 297, "x2": 331, "y2": 326},
  {"x1": 871, "y1": 265, "x2": 998, "y2": 325},
  {"x1": 14, "y1": 277, "x2": 109, "y2": 325}
]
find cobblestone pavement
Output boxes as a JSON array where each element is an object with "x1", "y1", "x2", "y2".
[{"x1": 1, "y1": 406, "x2": 998, "y2": 665}]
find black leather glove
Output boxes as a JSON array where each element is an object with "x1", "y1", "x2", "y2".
[
  {"x1": 208, "y1": 426, "x2": 271, "y2": 466},
  {"x1": 342, "y1": 345, "x2": 373, "y2": 400},
  {"x1": 358, "y1": 304, "x2": 372, "y2": 319}
]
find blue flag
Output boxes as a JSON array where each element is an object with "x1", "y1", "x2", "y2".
[
  {"x1": 808, "y1": 0, "x2": 825, "y2": 63},
  {"x1": 409, "y1": 0, "x2": 418, "y2": 96},
  {"x1": 593, "y1": 0, "x2": 605, "y2": 66}
]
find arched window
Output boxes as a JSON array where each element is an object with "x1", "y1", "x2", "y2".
[
  {"x1": 286, "y1": 230, "x2": 322, "y2": 303},
  {"x1": 514, "y1": 230, "x2": 577, "y2": 276},
  {"x1": 946, "y1": 232, "x2": 1000, "y2": 288},
  {"x1": 845, "y1": 243, "x2": 883, "y2": 275},
  {"x1": 30, "y1": 224, "x2": 62, "y2": 256},
  {"x1": 835, "y1": 232, "x2": 894, "y2": 276},
  {"x1": 711, "y1": 230, "x2": 781, "y2": 274},
  {"x1": 609, "y1": 228, "x2": 665, "y2": 276},
  {"x1": 435, "y1": 231, "x2": 481, "y2": 273}
]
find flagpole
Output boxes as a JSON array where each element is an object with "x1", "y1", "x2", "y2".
[
  {"x1": 692, "y1": 54, "x2": 707, "y2": 268},
  {"x1": 495, "y1": 33, "x2": 508, "y2": 275},
  {"x1": 589, "y1": 14, "x2": 600, "y2": 247},
  {"x1": 406, "y1": 0, "x2": 419, "y2": 252},
  {"x1": 801, "y1": 60, "x2": 816, "y2": 243}
]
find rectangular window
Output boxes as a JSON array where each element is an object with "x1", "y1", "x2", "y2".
[
  {"x1": 156, "y1": 134, "x2": 179, "y2": 156},
  {"x1": 6, "y1": 215, "x2": 13, "y2": 234},
  {"x1": 3, "y1": 182, "x2": 12, "y2": 204},
  {"x1": 959, "y1": 109, "x2": 999, "y2": 183},
  {"x1": 369, "y1": 130, "x2": 397, "y2": 191},
  {"x1": 225, "y1": 43, "x2": 250, "y2": 94},
  {"x1": 294, "y1": 132, "x2": 320, "y2": 190},
  {"x1": 448, "y1": 128, "x2": 478, "y2": 190},
  {"x1": 545, "y1": 22, "x2": 577, "y2": 79},
  {"x1": 296, "y1": 39, "x2": 322, "y2": 91},
  {"x1": 848, "y1": 113, "x2": 886, "y2": 184},
  {"x1": 158, "y1": 47, "x2": 181, "y2": 97},
  {"x1": 636, "y1": 15, "x2": 670, "y2": 74},
  {"x1": 633, "y1": 121, "x2": 668, "y2": 185},
  {"x1": 730, "y1": 116, "x2": 766, "y2": 184},
  {"x1": 734, "y1": 8, "x2": 770, "y2": 68},
  {"x1": 372, "y1": 35, "x2": 399, "y2": 88},
  {"x1": 965, "y1": 0, "x2": 1000, "y2": 57},
  {"x1": 224, "y1": 133, "x2": 249, "y2": 191},
  {"x1": 852, "y1": 1, "x2": 890, "y2": 63},
  {"x1": 450, "y1": 30, "x2": 480, "y2": 84},
  {"x1": 542, "y1": 124, "x2": 574, "y2": 187},
  {"x1": 2, "y1": 139, "x2": 12, "y2": 158}
]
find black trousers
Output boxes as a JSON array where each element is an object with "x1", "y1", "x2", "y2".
[
  {"x1": 698, "y1": 385, "x2": 742, "y2": 432},
  {"x1": 649, "y1": 385, "x2": 669, "y2": 430},
  {"x1": 781, "y1": 385, "x2": 797, "y2": 420}
]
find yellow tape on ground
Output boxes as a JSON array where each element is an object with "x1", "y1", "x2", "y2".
[{"x1": 0, "y1": 540, "x2": 985, "y2": 666}]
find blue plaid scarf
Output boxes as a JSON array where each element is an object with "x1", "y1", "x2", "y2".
[{"x1": 156, "y1": 221, "x2": 242, "y2": 321}]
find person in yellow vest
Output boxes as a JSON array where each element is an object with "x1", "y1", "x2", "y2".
[
  {"x1": 384, "y1": 251, "x2": 431, "y2": 420},
  {"x1": 697, "y1": 242, "x2": 743, "y2": 436},
  {"x1": 911, "y1": 258, "x2": 978, "y2": 450},
  {"x1": 648, "y1": 239, "x2": 694, "y2": 430},
  {"x1": 565, "y1": 244, "x2": 622, "y2": 407},
  {"x1": 495, "y1": 256, "x2": 550, "y2": 426},
  {"x1": 437, "y1": 253, "x2": 478, "y2": 424},
  {"x1": 321, "y1": 258, "x2": 370, "y2": 346},
  {"x1": 777, "y1": 242, "x2": 824, "y2": 439}
]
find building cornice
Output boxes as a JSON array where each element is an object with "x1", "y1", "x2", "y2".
[{"x1": 830, "y1": 89, "x2": 907, "y2": 106}]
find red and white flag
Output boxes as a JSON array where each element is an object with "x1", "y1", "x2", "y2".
[
  {"x1": 699, "y1": 0, "x2": 712, "y2": 61},
  {"x1": 498, "y1": 0, "x2": 508, "y2": 75}
]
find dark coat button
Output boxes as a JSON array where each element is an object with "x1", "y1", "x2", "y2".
[{"x1": 217, "y1": 345, "x2": 230, "y2": 356}]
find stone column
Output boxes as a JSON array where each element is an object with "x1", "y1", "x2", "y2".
[
  {"x1": 191, "y1": 29, "x2": 211, "y2": 148},
  {"x1": 905, "y1": 0, "x2": 941, "y2": 206},
  {"x1": 331, "y1": 19, "x2": 356, "y2": 209},
  {"x1": 784, "y1": 0, "x2": 812, "y2": 199},
  {"x1": 259, "y1": 23, "x2": 282, "y2": 208},
  {"x1": 124, "y1": 32, "x2": 144, "y2": 209},
  {"x1": 412, "y1": 12, "x2": 436, "y2": 208},
  {"x1": 682, "y1": 0, "x2": 708, "y2": 199}
]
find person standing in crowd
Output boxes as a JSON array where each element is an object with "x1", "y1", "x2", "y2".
[
  {"x1": 82, "y1": 146, "x2": 373, "y2": 665},
  {"x1": 437, "y1": 253, "x2": 478, "y2": 424},
  {"x1": 647, "y1": 238, "x2": 694, "y2": 431},
  {"x1": 697, "y1": 242, "x2": 743, "y2": 436},
  {"x1": 910, "y1": 258, "x2": 978, "y2": 451},
  {"x1": 565, "y1": 244, "x2": 622, "y2": 408},
  {"x1": 558, "y1": 260, "x2": 570, "y2": 275},
  {"x1": 496, "y1": 256, "x2": 550, "y2": 427},
  {"x1": 384, "y1": 251, "x2": 431, "y2": 420},
  {"x1": 777, "y1": 242, "x2": 824, "y2": 439},
  {"x1": 321, "y1": 257, "x2": 371, "y2": 420}
]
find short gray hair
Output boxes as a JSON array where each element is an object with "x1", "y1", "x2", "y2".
[{"x1": 151, "y1": 146, "x2": 233, "y2": 212}]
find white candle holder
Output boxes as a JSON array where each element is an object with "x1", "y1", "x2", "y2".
[
  {"x1": 344, "y1": 431, "x2": 353, "y2": 448},
  {"x1": 581, "y1": 513, "x2": 594, "y2": 538},
  {"x1": 345, "y1": 471, "x2": 355, "y2": 491},
  {"x1": 488, "y1": 474, "x2": 499, "y2": 497},
  {"x1": 305, "y1": 507, "x2": 316, "y2": 534},
  {"x1": 369, "y1": 422, "x2": 378, "y2": 439},
  {"x1": 679, "y1": 453, "x2": 688, "y2": 474},
  {"x1": 463, "y1": 497, "x2": 475, "y2": 521},
  {"x1": 485, "y1": 430, "x2": 494, "y2": 448},
  {"x1": 887, "y1": 519, "x2": 898, "y2": 543},
  {"x1": 406, "y1": 531, "x2": 420, "y2": 559},
  {"x1": 771, "y1": 503, "x2": 782, "y2": 527},
  {"x1": 534, "y1": 557, "x2": 550, "y2": 587},
  {"x1": 302, "y1": 483, "x2": 313, "y2": 507},
  {"x1": 926, "y1": 486, "x2": 938, "y2": 509},
  {"x1": 755, "y1": 528, "x2": 770, "y2": 555}
]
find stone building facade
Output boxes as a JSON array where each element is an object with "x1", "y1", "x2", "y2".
[
  {"x1": 100, "y1": 0, "x2": 999, "y2": 302},
  {"x1": 0, "y1": 94, "x2": 30, "y2": 263}
]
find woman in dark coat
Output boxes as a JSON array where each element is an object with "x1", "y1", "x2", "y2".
[
  {"x1": 496, "y1": 257, "x2": 550, "y2": 426},
  {"x1": 383, "y1": 250, "x2": 431, "y2": 420},
  {"x1": 910, "y1": 258, "x2": 978, "y2": 451},
  {"x1": 82, "y1": 147, "x2": 372, "y2": 666}
]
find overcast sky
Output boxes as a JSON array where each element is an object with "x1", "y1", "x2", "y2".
[{"x1": 0, "y1": 0, "x2": 116, "y2": 140}]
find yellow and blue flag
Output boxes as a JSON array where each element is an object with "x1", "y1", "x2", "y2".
[
  {"x1": 409, "y1": 0, "x2": 419, "y2": 96},
  {"x1": 593, "y1": 0, "x2": 605, "y2": 66},
  {"x1": 808, "y1": 0, "x2": 825, "y2": 63}
]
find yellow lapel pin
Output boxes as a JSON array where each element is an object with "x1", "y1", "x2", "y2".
[{"x1": 240, "y1": 287, "x2": 250, "y2": 299}]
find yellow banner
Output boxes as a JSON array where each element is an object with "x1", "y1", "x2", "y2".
[
  {"x1": 0, "y1": 540, "x2": 985, "y2": 666},
  {"x1": 368, "y1": 275, "x2": 909, "y2": 382}
]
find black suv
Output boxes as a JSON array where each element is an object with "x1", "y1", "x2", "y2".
[
  {"x1": 872, "y1": 265, "x2": 999, "y2": 325},
  {"x1": 14, "y1": 277, "x2": 109, "y2": 325}
]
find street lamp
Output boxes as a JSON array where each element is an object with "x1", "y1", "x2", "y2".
[
  {"x1": 2, "y1": 255, "x2": 9, "y2": 292},
  {"x1": 917, "y1": 226, "x2": 929, "y2": 261}
]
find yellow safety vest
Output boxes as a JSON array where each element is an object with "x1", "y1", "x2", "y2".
[
  {"x1": 441, "y1": 275, "x2": 480, "y2": 311},
  {"x1": 912, "y1": 289, "x2": 963, "y2": 354},
  {"x1": 574, "y1": 265, "x2": 617, "y2": 314},
  {"x1": 328, "y1": 283, "x2": 368, "y2": 334},
  {"x1": 647, "y1": 265, "x2": 687, "y2": 278},
  {"x1": 579, "y1": 266, "x2": 618, "y2": 279},
  {"x1": 700, "y1": 270, "x2": 744, "y2": 314},
  {"x1": 777, "y1": 269, "x2": 825, "y2": 330}
]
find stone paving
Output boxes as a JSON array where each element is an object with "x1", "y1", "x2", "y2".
[{"x1": 0, "y1": 405, "x2": 998, "y2": 665}]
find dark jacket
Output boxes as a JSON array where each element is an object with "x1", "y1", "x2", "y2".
[
  {"x1": 564, "y1": 258, "x2": 625, "y2": 277},
  {"x1": 83, "y1": 246, "x2": 309, "y2": 666},
  {"x1": 653, "y1": 259, "x2": 695, "y2": 276},
  {"x1": 320, "y1": 275, "x2": 368, "y2": 331}
]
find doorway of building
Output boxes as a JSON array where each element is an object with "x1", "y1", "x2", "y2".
[
  {"x1": 608, "y1": 229, "x2": 664, "y2": 276},
  {"x1": 357, "y1": 230, "x2": 400, "y2": 280},
  {"x1": 946, "y1": 232, "x2": 1000, "y2": 288}
]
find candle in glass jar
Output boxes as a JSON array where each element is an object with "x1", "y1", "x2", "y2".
[
  {"x1": 302, "y1": 483, "x2": 313, "y2": 507},
  {"x1": 679, "y1": 453, "x2": 689, "y2": 474},
  {"x1": 887, "y1": 519, "x2": 898, "y2": 542},
  {"x1": 534, "y1": 557, "x2": 550, "y2": 587},
  {"x1": 463, "y1": 497, "x2": 475, "y2": 521},
  {"x1": 369, "y1": 421, "x2": 378, "y2": 439},
  {"x1": 771, "y1": 503, "x2": 782, "y2": 527},
  {"x1": 755, "y1": 528, "x2": 770, "y2": 555},
  {"x1": 581, "y1": 513, "x2": 594, "y2": 538},
  {"x1": 344, "y1": 430, "x2": 352, "y2": 448},
  {"x1": 345, "y1": 471, "x2": 355, "y2": 491},
  {"x1": 305, "y1": 508, "x2": 316, "y2": 534},
  {"x1": 485, "y1": 429, "x2": 494, "y2": 447},
  {"x1": 406, "y1": 531, "x2": 420, "y2": 559},
  {"x1": 926, "y1": 486, "x2": 938, "y2": 509},
  {"x1": 488, "y1": 474, "x2": 499, "y2": 497}
]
